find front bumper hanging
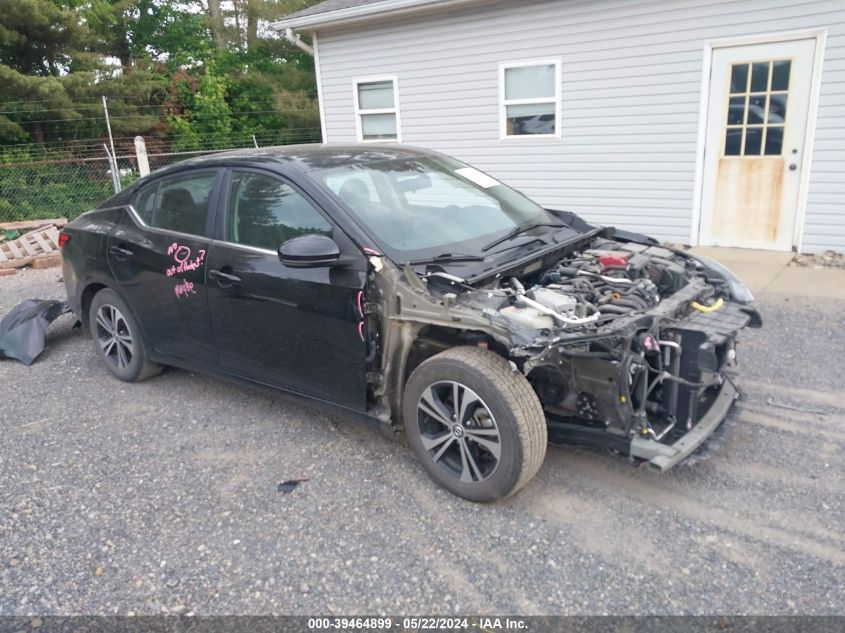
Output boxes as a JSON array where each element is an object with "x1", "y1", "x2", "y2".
[{"x1": 629, "y1": 377, "x2": 739, "y2": 472}]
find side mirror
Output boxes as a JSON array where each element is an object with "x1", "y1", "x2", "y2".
[{"x1": 278, "y1": 234, "x2": 341, "y2": 268}]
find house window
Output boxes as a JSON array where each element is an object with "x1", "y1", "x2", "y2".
[
  {"x1": 354, "y1": 76, "x2": 401, "y2": 142},
  {"x1": 500, "y1": 59, "x2": 562, "y2": 138}
]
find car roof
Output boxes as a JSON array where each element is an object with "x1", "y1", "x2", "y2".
[{"x1": 150, "y1": 143, "x2": 443, "y2": 176}]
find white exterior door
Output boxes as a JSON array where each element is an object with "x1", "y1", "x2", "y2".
[{"x1": 699, "y1": 39, "x2": 817, "y2": 250}]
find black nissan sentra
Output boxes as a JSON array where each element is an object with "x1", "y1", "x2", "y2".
[{"x1": 61, "y1": 145, "x2": 760, "y2": 501}]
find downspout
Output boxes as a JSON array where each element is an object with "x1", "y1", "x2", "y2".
[{"x1": 284, "y1": 28, "x2": 314, "y2": 55}]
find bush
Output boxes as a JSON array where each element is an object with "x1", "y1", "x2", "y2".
[{"x1": 0, "y1": 158, "x2": 116, "y2": 222}]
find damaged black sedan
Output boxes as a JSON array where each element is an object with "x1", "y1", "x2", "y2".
[{"x1": 60, "y1": 145, "x2": 760, "y2": 501}]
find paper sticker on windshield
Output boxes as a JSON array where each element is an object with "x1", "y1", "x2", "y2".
[{"x1": 455, "y1": 167, "x2": 501, "y2": 189}]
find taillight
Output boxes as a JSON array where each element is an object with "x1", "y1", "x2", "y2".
[{"x1": 58, "y1": 232, "x2": 70, "y2": 248}]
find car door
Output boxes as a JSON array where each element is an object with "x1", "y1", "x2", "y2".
[
  {"x1": 107, "y1": 169, "x2": 223, "y2": 365},
  {"x1": 205, "y1": 168, "x2": 368, "y2": 410}
]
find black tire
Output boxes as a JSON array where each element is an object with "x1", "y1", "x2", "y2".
[
  {"x1": 402, "y1": 346, "x2": 547, "y2": 502},
  {"x1": 88, "y1": 288, "x2": 162, "y2": 382}
]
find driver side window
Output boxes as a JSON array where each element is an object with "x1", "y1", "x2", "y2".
[{"x1": 227, "y1": 172, "x2": 332, "y2": 251}]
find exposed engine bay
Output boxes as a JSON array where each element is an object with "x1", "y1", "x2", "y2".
[
  {"x1": 370, "y1": 231, "x2": 762, "y2": 471},
  {"x1": 493, "y1": 239, "x2": 756, "y2": 449},
  {"x1": 499, "y1": 241, "x2": 685, "y2": 329}
]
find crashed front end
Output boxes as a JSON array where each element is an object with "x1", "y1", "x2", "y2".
[
  {"x1": 371, "y1": 230, "x2": 761, "y2": 472},
  {"x1": 506, "y1": 240, "x2": 760, "y2": 471}
]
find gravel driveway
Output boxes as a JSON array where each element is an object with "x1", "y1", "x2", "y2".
[{"x1": 1, "y1": 268, "x2": 843, "y2": 615}]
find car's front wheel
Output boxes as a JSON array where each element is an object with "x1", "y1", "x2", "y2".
[
  {"x1": 402, "y1": 346, "x2": 547, "y2": 502},
  {"x1": 88, "y1": 288, "x2": 162, "y2": 382}
]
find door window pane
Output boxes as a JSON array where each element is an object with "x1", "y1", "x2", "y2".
[
  {"x1": 151, "y1": 173, "x2": 216, "y2": 236},
  {"x1": 727, "y1": 96, "x2": 745, "y2": 125},
  {"x1": 722, "y1": 58, "x2": 791, "y2": 159},
  {"x1": 771, "y1": 60, "x2": 791, "y2": 91},
  {"x1": 750, "y1": 62, "x2": 769, "y2": 92},
  {"x1": 744, "y1": 127, "x2": 763, "y2": 156},
  {"x1": 747, "y1": 95, "x2": 767, "y2": 124},
  {"x1": 504, "y1": 64, "x2": 556, "y2": 100},
  {"x1": 724, "y1": 128, "x2": 742, "y2": 155},
  {"x1": 730, "y1": 64, "x2": 748, "y2": 93},
  {"x1": 357, "y1": 81, "x2": 395, "y2": 110},
  {"x1": 765, "y1": 127, "x2": 784, "y2": 155},
  {"x1": 228, "y1": 173, "x2": 331, "y2": 251},
  {"x1": 768, "y1": 94, "x2": 787, "y2": 123}
]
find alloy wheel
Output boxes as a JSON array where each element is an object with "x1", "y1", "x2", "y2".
[
  {"x1": 416, "y1": 381, "x2": 501, "y2": 483},
  {"x1": 95, "y1": 304, "x2": 134, "y2": 370}
]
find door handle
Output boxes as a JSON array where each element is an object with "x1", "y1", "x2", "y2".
[
  {"x1": 209, "y1": 269, "x2": 242, "y2": 286},
  {"x1": 789, "y1": 163, "x2": 798, "y2": 171},
  {"x1": 109, "y1": 245, "x2": 133, "y2": 258}
]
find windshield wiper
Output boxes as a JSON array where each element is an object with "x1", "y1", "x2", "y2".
[
  {"x1": 481, "y1": 222, "x2": 566, "y2": 252},
  {"x1": 407, "y1": 252, "x2": 485, "y2": 265}
]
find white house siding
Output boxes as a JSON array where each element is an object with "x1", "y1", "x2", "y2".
[{"x1": 313, "y1": 0, "x2": 845, "y2": 252}]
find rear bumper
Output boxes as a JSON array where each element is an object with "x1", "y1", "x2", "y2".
[
  {"x1": 61, "y1": 256, "x2": 80, "y2": 314},
  {"x1": 629, "y1": 377, "x2": 738, "y2": 472}
]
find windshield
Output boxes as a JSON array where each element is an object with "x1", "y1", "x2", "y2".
[{"x1": 310, "y1": 155, "x2": 557, "y2": 261}]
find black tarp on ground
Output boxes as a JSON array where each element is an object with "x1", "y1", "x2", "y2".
[{"x1": 0, "y1": 299, "x2": 71, "y2": 365}]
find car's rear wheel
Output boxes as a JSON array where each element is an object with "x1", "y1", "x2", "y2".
[
  {"x1": 402, "y1": 346, "x2": 547, "y2": 502},
  {"x1": 89, "y1": 288, "x2": 162, "y2": 382}
]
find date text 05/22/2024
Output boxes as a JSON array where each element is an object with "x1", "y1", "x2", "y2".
[{"x1": 307, "y1": 617, "x2": 528, "y2": 631}]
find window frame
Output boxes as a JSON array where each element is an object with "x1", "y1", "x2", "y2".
[
  {"x1": 498, "y1": 57, "x2": 563, "y2": 140},
  {"x1": 353, "y1": 74, "x2": 402, "y2": 144},
  {"x1": 721, "y1": 57, "x2": 791, "y2": 158},
  {"x1": 220, "y1": 168, "x2": 336, "y2": 254},
  {"x1": 131, "y1": 180, "x2": 160, "y2": 224}
]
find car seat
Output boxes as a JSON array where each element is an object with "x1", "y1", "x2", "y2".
[
  {"x1": 338, "y1": 178, "x2": 371, "y2": 210},
  {"x1": 157, "y1": 188, "x2": 205, "y2": 235},
  {"x1": 338, "y1": 177, "x2": 409, "y2": 243}
]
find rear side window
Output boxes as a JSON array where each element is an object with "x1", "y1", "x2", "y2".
[
  {"x1": 132, "y1": 172, "x2": 218, "y2": 237},
  {"x1": 227, "y1": 172, "x2": 332, "y2": 251}
]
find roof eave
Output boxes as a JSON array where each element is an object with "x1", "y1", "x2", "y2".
[{"x1": 271, "y1": 0, "x2": 476, "y2": 31}]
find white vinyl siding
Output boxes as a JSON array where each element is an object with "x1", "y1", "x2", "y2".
[{"x1": 314, "y1": 0, "x2": 845, "y2": 252}]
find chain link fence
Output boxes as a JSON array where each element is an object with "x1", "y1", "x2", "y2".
[
  {"x1": 0, "y1": 127, "x2": 321, "y2": 223},
  {"x1": 0, "y1": 156, "x2": 115, "y2": 222}
]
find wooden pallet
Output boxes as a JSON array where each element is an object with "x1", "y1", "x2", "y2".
[
  {"x1": 0, "y1": 218, "x2": 67, "y2": 231},
  {"x1": 32, "y1": 252, "x2": 63, "y2": 269},
  {"x1": 0, "y1": 225, "x2": 61, "y2": 269}
]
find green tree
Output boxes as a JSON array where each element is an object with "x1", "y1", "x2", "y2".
[
  {"x1": 0, "y1": 0, "x2": 90, "y2": 143},
  {"x1": 167, "y1": 69, "x2": 234, "y2": 150},
  {"x1": 0, "y1": 0, "x2": 326, "y2": 223},
  {"x1": 0, "y1": 0, "x2": 323, "y2": 150}
]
